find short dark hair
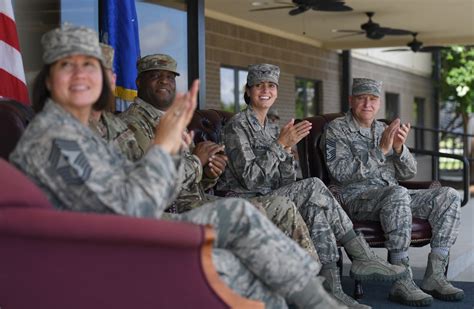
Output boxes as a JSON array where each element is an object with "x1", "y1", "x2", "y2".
[{"x1": 32, "y1": 63, "x2": 112, "y2": 113}]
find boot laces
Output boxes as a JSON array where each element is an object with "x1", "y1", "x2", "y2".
[{"x1": 401, "y1": 276, "x2": 420, "y2": 290}]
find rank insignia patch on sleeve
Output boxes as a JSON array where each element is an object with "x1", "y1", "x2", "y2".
[
  {"x1": 49, "y1": 138, "x2": 92, "y2": 185},
  {"x1": 326, "y1": 138, "x2": 336, "y2": 162}
]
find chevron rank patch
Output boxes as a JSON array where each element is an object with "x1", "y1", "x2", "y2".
[
  {"x1": 49, "y1": 138, "x2": 92, "y2": 185},
  {"x1": 326, "y1": 138, "x2": 336, "y2": 162}
]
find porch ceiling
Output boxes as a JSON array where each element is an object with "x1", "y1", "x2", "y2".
[{"x1": 205, "y1": 0, "x2": 474, "y2": 51}]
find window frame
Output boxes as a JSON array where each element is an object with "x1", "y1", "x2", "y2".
[{"x1": 295, "y1": 77, "x2": 322, "y2": 118}]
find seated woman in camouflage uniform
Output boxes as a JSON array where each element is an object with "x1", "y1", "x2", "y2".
[
  {"x1": 9, "y1": 24, "x2": 344, "y2": 309},
  {"x1": 95, "y1": 52, "x2": 320, "y2": 262},
  {"x1": 217, "y1": 63, "x2": 407, "y2": 309}
]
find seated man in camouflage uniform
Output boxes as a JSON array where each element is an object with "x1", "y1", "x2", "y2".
[
  {"x1": 322, "y1": 77, "x2": 464, "y2": 306},
  {"x1": 88, "y1": 43, "x2": 143, "y2": 161},
  {"x1": 108, "y1": 53, "x2": 317, "y2": 262}
]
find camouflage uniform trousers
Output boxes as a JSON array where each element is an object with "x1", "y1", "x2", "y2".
[
  {"x1": 267, "y1": 177, "x2": 354, "y2": 265},
  {"x1": 345, "y1": 186, "x2": 461, "y2": 252},
  {"x1": 172, "y1": 198, "x2": 327, "y2": 307},
  {"x1": 178, "y1": 194, "x2": 320, "y2": 263}
]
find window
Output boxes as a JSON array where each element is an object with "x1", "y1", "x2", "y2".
[
  {"x1": 15, "y1": 0, "x2": 199, "y2": 95},
  {"x1": 414, "y1": 97, "x2": 426, "y2": 149},
  {"x1": 385, "y1": 92, "x2": 400, "y2": 121},
  {"x1": 220, "y1": 66, "x2": 248, "y2": 113},
  {"x1": 295, "y1": 78, "x2": 321, "y2": 119},
  {"x1": 136, "y1": 0, "x2": 188, "y2": 92}
]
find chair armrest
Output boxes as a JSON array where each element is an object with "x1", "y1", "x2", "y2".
[
  {"x1": 399, "y1": 180, "x2": 441, "y2": 190},
  {"x1": 0, "y1": 208, "x2": 262, "y2": 308}
]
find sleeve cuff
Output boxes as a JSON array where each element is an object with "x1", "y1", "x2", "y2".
[
  {"x1": 271, "y1": 142, "x2": 292, "y2": 161},
  {"x1": 396, "y1": 145, "x2": 410, "y2": 161},
  {"x1": 373, "y1": 147, "x2": 387, "y2": 164},
  {"x1": 190, "y1": 154, "x2": 203, "y2": 183},
  {"x1": 145, "y1": 144, "x2": 180, "y2": 176}
]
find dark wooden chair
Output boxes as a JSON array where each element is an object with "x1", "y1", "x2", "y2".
[
  {"x1": 0, "y1": 99, "x2": 34, "y2": 160},
  {"x1": 296, "y1": 113, "x2": 437, "y2": 299},
  {"x1": 188, "y1": 109, "x2": 235, "y2": 144}
]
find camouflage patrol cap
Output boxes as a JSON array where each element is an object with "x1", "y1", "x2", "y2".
[
  {"x1": 352, "y1": 78, "x2": 383, "y2": 97},
  {"x1": 41, "y1": 24, "x2": 103, "y2": 65},
  {"x1": 247, "y1": 63, "x2": 280, "y2": 87},
  {"x1": 136, "y1": 54, "x2": 180, "y2": 76},
  {"x1": 100, "y1": 43, "x2": 114, "y2": 70}
]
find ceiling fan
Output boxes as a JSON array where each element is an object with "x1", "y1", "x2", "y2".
[
  {"x1": 250, "y1": 0, "x2": 353, "y2": 16},
  {"x1": 384, "y1": 33, "x2": 445, "y2": 53},
  {"x1": 333, "y1": 12, "x2": 412, "y2": 40}
]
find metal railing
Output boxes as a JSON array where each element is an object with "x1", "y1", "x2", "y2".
[
  {"x1": 410, "y1": 125, "x2": 471, "y2": 206},
  {"x1": 409, "y1": 147, "x2": 469, "y2": 206},
  {"x1": 412, "y1": 125, "x2": 474, "y2": 172}
]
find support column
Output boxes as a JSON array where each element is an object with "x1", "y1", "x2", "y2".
[
  {"x1": 432, "y1": 50, "x2": 441, "y2": 179},
  {"x1": 187, "y1": 0, "x2": 206, "y2": 109},
  {"x1": 341, "y1": 50, "x2": 351, "y2": 112}
]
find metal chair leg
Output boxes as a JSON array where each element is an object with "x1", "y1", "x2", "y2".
[
  {"x1": 337, "y1": 247, "x2": 344, "y2": 277},
  {"x1": 354, "y1": 280, "x2": 364, "y2": 299}
]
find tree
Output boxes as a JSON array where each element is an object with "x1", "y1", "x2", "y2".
[
  {"x1": 440, "y1": 46, "x2": 474, "y2": 135},
  {"x1": 440, "y1": 46, "x2": 474, "y2": 178}
]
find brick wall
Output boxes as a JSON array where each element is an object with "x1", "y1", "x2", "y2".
[
  {"x1": 205, "y1": 17, "x2": 433, "y2": 132},
  {"x1": 205, "y1": 17, "x2": 342, "y2": 124}
]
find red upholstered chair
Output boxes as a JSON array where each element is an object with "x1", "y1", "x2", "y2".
[
  {"x1": 0, "y1": 159, "x2": 262, "y2": 308},
  {"x1": 0, "y1": 99, "x2": 34, "y2": 160},
  {"x1": 296, "y1": 113, "x2": 436, "y2": 299}
]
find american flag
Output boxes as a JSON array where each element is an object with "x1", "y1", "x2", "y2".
[{"x1": 0, "y1": 0, "x2": 29, "y2": 104}]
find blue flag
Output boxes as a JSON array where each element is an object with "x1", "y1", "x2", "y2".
[{"x1": 100, "y1": 0, "x2": 140, "y2": 111}]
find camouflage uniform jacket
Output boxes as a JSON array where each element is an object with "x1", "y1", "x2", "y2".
[
  {"x1": 89, "y1": 111, "x2": 143, "y2": 161},
  {"x1": 323, "y1": 111, "x2": 417, "y2": 203},
  {"x1": 120, "y1": 98, "x2": 218, "y2": 211},
  {"x1": 217, "y1": 106, "x2": 295, "y2": 197},
  {"x1": 9, "y1": 99, "x2": 183, "y2": 218}
]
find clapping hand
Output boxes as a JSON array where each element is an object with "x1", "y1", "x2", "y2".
[
  {"x1": 154, "y1": 80, "x2": 199, "y2": 154},
  {"x1": 379, "y1": 118, "x2": 400, "y2": 155},
  {"x1": 393, "y1": 122, "x2": 411, "y2": 154},
  {"x1": 277, "y1": 119, "x2": 312, "y2": 149}
]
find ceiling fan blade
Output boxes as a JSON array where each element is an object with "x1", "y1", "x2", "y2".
[
  {"x1": 378, "y1": 27, "x2": 412, "y2": 36},
  {"x1": 419, "y1": 46, "x2": 445, "y2": 52},
  {"x1": 315, "y1": 3, "x2": 353, "y2": 12},
  {"x1": 333, "y1": 29, "x2": 364, "y2": 33},
  {"x1": 249, "y1": 5, "x2": 295, "y2": 12},
  {"x1": 333, "y1": 32, "x2": 364, "y2": 39},
  {"x1": 383, "y1": 48, "x2": 410, "y2": 52},
  {"x1": 289, "y1": 6, "x2": 310, "y2": 15}
]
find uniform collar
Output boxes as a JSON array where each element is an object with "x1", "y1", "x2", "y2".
[
  {"x1": 44, "y1": 98, "x2": 86, "y2": 126},
  {"x1": 245, "y1": 105, "x2": 268, "y2": 132},
  {"x1": 134, "y1": 97, "x2": 165, "y2": 117}
]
